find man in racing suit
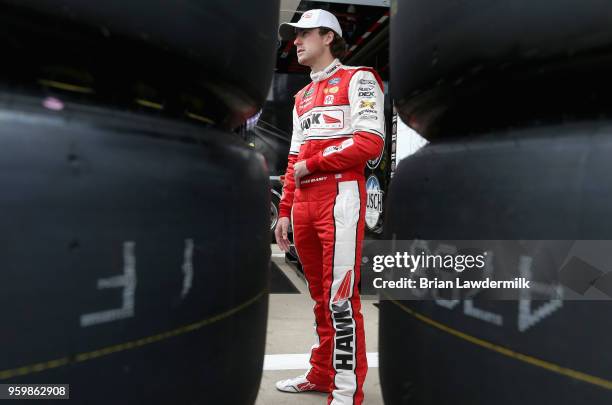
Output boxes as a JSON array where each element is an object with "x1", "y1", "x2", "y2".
[{"x1": 274, "y1": 9, "x2": 385, "y2": 405}]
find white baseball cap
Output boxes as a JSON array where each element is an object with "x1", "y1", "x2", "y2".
[{"x1": 278, "y1": 9, "x2": 342, "y2": 41}]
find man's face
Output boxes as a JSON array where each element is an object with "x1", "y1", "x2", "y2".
[{"x1": 293, "y1": 28, "x2": 332, "y2": 66}]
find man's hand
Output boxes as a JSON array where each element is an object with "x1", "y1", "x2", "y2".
[
  {"x1": 275, "y1": 217, "x2": 291, "y2": 252},
  {"x1": 293, "y1": 160, "x2": 311, "y2": 188}
]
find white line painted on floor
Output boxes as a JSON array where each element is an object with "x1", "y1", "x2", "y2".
[{"x1": 263, "y1": 353, "x2": 379, "y2": 371}]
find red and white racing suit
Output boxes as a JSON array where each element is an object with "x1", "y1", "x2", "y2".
[{"x1": 279, "y1": 58, "x2": 385, "y2": 405}]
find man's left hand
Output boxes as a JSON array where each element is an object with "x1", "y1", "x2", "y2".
[{"x1": 293, "y1": 160, "x2": 311, "y2": 187}]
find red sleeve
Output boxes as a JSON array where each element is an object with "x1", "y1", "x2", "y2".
[
  {"x1": 278, "y1": 154, "x2": 297, "y2": 218},
  {"x1": 305, "y1": 131, "x2": 384, "y2": 172},
  {"x1": 278, "y1": 102, "x2": 305, "y2": 219}
]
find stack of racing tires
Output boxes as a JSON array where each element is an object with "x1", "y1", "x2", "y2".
[
  {"x1": 0, "y1": 1, "x2": 278, "y2": 403},
  {"x1": 380, "y1": 1, "x2": 612, "y2": 404}
]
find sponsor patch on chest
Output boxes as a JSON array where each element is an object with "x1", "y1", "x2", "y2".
[
  {"x1": 359, "y1": 100, "x2": 376, "y2": 109},
  {"x1": 300, "y1": 109, "x2": 344, "y2": 130}
]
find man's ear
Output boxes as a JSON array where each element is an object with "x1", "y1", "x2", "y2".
[{"x1": 325, "y1": 31, "x2": 334, "y2": 46}]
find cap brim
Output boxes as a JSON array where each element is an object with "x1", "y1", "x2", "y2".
[{"x1": 278, "y1": 21, "x2": 317, "y2": 41}]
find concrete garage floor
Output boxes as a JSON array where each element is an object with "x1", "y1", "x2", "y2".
[{"x1": 256, "y1": 245, "x2": 385, "y2": 405}]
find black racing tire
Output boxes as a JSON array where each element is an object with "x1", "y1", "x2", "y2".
[
  {"x1": 391, "y1": 0, "x2": 612, "y2": 139},
  {"x1": 380, "y1": 122, "x2": 612, "y2": 404},
  {"x1": 270, "y1": 190, "x2": 281, "y2": 242},
  {"x1": 0, "y1": 0, "x2": 279, "y2": 128},
  {"x1": 0, "y1": 94, "x2": 270, "y2": 404}
]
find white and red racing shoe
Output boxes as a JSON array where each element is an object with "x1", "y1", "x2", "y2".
[{"x1": 275, "y1": 373, "x2": 327, "y2": 393}]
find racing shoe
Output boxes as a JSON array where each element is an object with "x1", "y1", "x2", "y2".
[{"x1": 275, "y1": 373, "x2": 327, "y2": 393}]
